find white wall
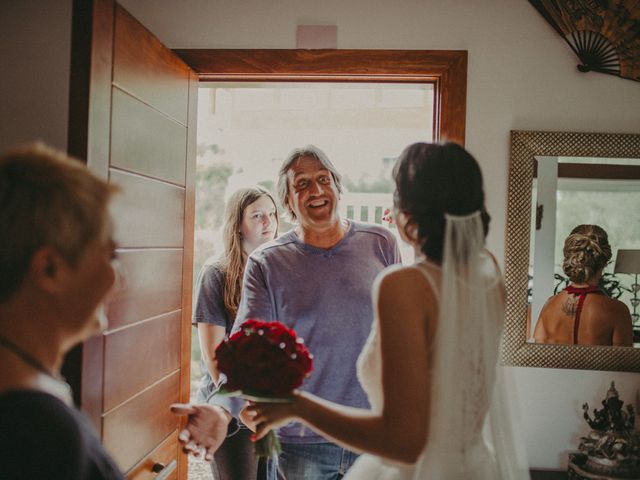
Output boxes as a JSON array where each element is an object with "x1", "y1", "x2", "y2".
[
  {"x1": 119, "y1": 0, "x2": 640, "y2": 264},
  {"x1": 6, "y1": 0, "x2": 638, "y2": 470},
  {"x1": 116, "y1": 0, "x2": 639, "y2": 469},
  {"x1": 0, "y1": 0, "x2": 72, "y2": 151}
]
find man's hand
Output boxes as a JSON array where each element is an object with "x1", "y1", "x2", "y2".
[{"x1": 170, "y1": 403, "x2": 231, "y2": 461}]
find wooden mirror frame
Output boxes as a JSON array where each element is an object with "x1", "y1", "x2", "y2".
[{"x1": 502, "y1": 130, "x2": 640, "y2": 372}]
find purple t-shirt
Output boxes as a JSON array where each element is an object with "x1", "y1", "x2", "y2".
[{"x1": 234, "y1": 221, "x2": 400, "y2": 443}]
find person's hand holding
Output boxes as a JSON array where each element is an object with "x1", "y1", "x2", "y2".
[
  {"x1": 170, "y1": 403, "x2": 231, "y2": 461},
  {"x1": 244, "y1": 394, "x2": 302, "y2": 441}
]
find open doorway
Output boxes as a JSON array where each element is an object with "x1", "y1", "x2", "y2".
[{"x1": 188, "y1": 80, "x2": 435, "y2": 477}]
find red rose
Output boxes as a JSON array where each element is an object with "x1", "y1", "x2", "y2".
[{"x1": 215, "y1": 319, "x2": 313, "y2": 396}]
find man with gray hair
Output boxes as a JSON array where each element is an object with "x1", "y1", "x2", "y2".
[{"x1": 235, "y1": 145, "x2": 400, "y2": 479}]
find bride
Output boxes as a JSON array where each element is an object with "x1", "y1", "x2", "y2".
[{"x1": 179, "y1": 142, "x2": 529, "y2": 479}]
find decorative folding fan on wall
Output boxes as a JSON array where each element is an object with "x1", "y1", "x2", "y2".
[{"x1": 528, "y1": 0, "x2": 640, "y2": 82}]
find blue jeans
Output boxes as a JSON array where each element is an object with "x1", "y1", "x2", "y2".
[{"x1": 268, "y1": 442, "x2": 359, "y2": 480}]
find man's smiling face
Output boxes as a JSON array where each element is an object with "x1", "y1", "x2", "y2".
[{"x1": 286, "y1": 155, "x2": 340, "y2": 231}]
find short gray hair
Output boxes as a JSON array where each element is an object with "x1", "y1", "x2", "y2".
[
  {"x1": 0, "y1": 142, "x2": 116, "y2": 302},
  {"x1": 276, "y1": 145, "x2": 343, "y2": 221}
]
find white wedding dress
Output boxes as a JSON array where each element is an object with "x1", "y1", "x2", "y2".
[{"x1": 344, "y1": 212, "x2": 529, "y2": 480}]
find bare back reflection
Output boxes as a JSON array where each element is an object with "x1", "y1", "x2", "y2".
[{"x1": 534, "y1": 225, "x2": 633, "y2": 346}]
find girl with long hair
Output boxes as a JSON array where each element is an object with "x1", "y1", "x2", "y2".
[{"x1": 193, "y1": 186, "x2": 278, "y2": 480}]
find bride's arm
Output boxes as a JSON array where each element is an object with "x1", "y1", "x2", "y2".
[{"x1": 250, "y1": 267, "x2": 434, "y2": 464}]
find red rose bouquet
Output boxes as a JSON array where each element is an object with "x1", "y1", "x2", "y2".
[{"x1": 215, "y1": 319, "x2": 313, "y2": 457}]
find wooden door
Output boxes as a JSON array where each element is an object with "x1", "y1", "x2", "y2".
[{"x1": 66, "y1": 1, "x2": 196, "y2": 479}]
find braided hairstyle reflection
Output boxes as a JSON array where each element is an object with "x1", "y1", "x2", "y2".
[
  {"x1": 393, "y1": 142, "x2": 490, "y2": 263},
  {"x1": 562, "y1": 224, "x2": 611, "y2": 284}
]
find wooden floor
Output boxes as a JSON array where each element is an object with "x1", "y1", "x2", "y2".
[{"x1": 188, "y1": 456, "x2": 212, "y2": 480}]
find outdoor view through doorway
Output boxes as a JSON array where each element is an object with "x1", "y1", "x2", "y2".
[{"x1": 194, "y1": 82, "x2": 435, "y2": 274}]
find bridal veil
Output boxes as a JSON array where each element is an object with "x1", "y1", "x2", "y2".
[{"x1": 412, "y1": 211, "x2": 529, "y2": 479}]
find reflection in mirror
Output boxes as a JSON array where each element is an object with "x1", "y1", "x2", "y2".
[
  {"x1": 503, "y1": 131, "x2": 640, "y2": 372},
  {"x1": 527, "y1": 156, "x2": 640, "y2": 347}
]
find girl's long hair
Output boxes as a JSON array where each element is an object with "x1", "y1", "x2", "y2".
[{"x1": 221, "y1": 186, "x2": 278, "y2": 317}]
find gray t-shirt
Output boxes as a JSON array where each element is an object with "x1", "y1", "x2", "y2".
[
  {"x1": 234, "y1": 221, "x2": 401, "y2": 443},
  {"x1": 193, "y1": 261, "x2": 231, "y2": 330},
  {"x1": 192, "y1": 262, "x2": 242, "y2": 417}
]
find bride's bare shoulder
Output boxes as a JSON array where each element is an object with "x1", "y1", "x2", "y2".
[
  {"x1": 374, "y1": 264, "x2": 437, "y2": 300},
  {"x1": 377, "y1": 263, "x2": 427, "y2": 281}
]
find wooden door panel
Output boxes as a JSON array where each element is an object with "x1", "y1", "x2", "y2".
[
  {"x1": 103, "y1": 310, "x2": 181, "y2": 411},
  {"x1": 109, "y1": 169, "x2": 185, "y2": 248},
  {"x1": 127, "y1": 431, "x2": 179, "y2": 480},
  {"x1": 111, "y1": 88, "x2": 187, "y2": 185},
  {"x1": 103, "y1": 371, "x2": 180, "y2": 472},
  {"x1": 106, "y1": 249, "x2": 183, "y2": 329},
  {"x1": 69, "y1": 1, "x2": 196, "y2": 478},
  {"x1": 113, "y1": 5, "x2": 189, "y2": 125}
]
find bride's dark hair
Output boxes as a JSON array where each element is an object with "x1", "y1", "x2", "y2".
[{"x1": 393, "y1": 142, "x2": 490, "y2": 263}]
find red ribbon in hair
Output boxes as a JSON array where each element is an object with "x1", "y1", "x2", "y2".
[{"x1": 564, "y1": 285, "x2": 602, "y2": 344}]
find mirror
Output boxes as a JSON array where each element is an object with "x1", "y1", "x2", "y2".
[
  {"x1": 502, "y1": 131, "x2": 640, "y2": 372},
  {"x1": 528, "y1": 155, "x2": 640, "y2": 345}
]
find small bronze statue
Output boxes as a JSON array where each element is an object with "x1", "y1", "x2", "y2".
[
  {"x1": 569, "y1": 382, "x2": 640, "y2": 479},
  {"x1": 582, "y1": 383, "x2": 635, "y2": 436}
]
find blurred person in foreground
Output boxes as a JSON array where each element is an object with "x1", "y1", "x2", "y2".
[
  {"x1": 0, "y1": 144, "x2": 228, "y2": 479},
  {"x1": 0, "y1": 143, "x2": 127, "y2": 479}
]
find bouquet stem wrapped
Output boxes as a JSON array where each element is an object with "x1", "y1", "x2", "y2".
[{"x1": 254, "y1": 428, "x2": 282, "y2": 458}]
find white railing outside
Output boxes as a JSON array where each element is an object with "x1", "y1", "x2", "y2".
[
  {"x1": 340, "y1": 191, "x2": 415, "y2": 265},
  {"x1": 340, "y1": 192, "x2": 391, "y2": 225}
]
